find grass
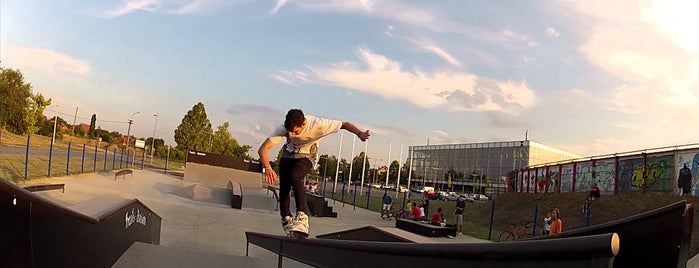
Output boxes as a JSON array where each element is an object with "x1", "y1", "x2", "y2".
[
  {"x1": 323, "y1": 187, "x2": 699, "y2": 257},
  {"x1": 0, "y1": 131, "x2": 184, "y2": 182}
]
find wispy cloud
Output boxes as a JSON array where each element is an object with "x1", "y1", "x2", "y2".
[
  {"x1": 0, "y1": 40, "x2": 90, "y2": 75},
  {"x1": 271, "y1": 47, "x2": 535, "y2": 114},
  {"x1": 104, "y1": 0, "x2": 238, "y2": 17},
  {"x1": 399, "y1": 37, "x2": 461, "y2": 67},
  {"x1": 561, "y1": 0, "x2": 699, "y2": 118},
  {"x1": 270, "y1": 0, "x2": 372, "y2": 14},
  {"x1": 545, "y1": 27, "x2": 560, "y2": 37},
  {"x1": 225, "y1": 103, "x2": 282, "y2": 116}
]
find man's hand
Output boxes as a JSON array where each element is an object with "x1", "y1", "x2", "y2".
[
  {"x1": 265, "y1": 168, "x2": 278, "y2": 185},
  {"x1": 357, "y1": 130, "x2": 371, "y2": 141}
]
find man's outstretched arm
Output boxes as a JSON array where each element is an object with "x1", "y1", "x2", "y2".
[
  {"x1": 341, "y1": 121, "x2": 370, "y2": 141},
  {"x1": 258, "y1": 139, "x2": 278, "y2": 185}
]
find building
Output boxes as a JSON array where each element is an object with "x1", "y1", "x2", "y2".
[{"x1": 408, "y1": 140, "x2": 580, "y2": 196}]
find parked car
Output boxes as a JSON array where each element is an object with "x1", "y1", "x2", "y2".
[{"x1": 447, "y1": 192, "x2": 459, "y2": 201}]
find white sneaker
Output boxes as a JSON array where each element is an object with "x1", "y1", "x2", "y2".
[
  {"x1": 281, "y1": 216, "x2": 293, "y2": 236},
  {"x1": 290, "y1": 211, "x2": 309, "y2": 235}
]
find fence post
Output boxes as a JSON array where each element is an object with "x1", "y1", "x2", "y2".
[
  {"x1": 532, "y1": 204, "x2": 539, "y2": 236},
  {"x1": 488, "y1": 199, "x2": 495, "y2": 241},
  {"x1": 112, "y1": 148, "x2": 116, "y2": 170},
  {"x1": 341, "y1": 183, "x2": 346, "y2": 207},
  {"x1": 366, "y1": 186, "x2": 371, "y2": 209},
  {"x1": 103, "y1": 148, "x2": 108, "y2": 171},
  {"x1": 66, "y1": 142, "x2": 71, "y2": 175},
  {"x1": 48, "y1": 135, "x2": 54, "y2": 177},
  {"x1": 586, "y1": 204, "x2": 591, "y2": 227},
  {"x1": 120, "y1": 148, "x2": 124, "y2": 169},
  {"x1": 353, "y1": 183, "x2": 358, "y2": 210},
  {"x1": 164, "y1": 146, "x2": 170, "y2": 174},
  {"x1": 24, "y1": 135, "x2": 30, "y2": 180},
  {"x1": 81, "y1": 144, "x2": 86, "y2": 173},
  {"x1": 93, "y1": 144, "x2": 98, "y2": 172}
]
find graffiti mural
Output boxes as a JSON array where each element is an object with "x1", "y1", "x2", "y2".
[
  {"x1": 594, "y1": 160, "x2": 616, "y2": 193},
  {"x1": 676, "y1": 151, "x2": 699, "y2": 196},
  {"x1": 644, "y1": 155, "x2": 672, "y2": 191},
  {"x1": 575, "y1": 162, "x2": 593, "y2": 192},
  {"x1": 618, "y1": 158, "x2": 643, "y2": 192},
  {"x1": 529, "y1": 169, "x2": 537, "y2": 193},
  {"x1": 561, "y1": 164, "x2": 573, "y2": 192},
  {"x1": 547, "y1": 166, "x2": 560, "y2": 193}
]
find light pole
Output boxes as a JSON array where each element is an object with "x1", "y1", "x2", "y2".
[
  {"x1": 125, "y1": 112, "x2": 140, "y2": 167},
  {"x1": 150, "y1": 113, "x2": 158, "y2": 165}
]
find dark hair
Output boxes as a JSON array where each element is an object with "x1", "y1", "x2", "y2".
[
  {"x1": 552, "y1": 208, "x2": 560, "y2": 218},
  {"x1": 284, "y1": 109, "x2": 305, "y2": 131},
  {"x1": 437, "y1": 207, "x2": 442, "y2": 212}
]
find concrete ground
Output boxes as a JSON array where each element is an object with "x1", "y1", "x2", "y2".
[{"x1": 20, "y1": 169, "x2": 487, "y2": 267}]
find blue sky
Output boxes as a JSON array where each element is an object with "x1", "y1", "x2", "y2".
[{"x1": 2, "y1": 0, "x2": 698, "y2": 165}]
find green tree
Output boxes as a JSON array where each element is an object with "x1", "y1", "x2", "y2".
[
  {"x1": 350, "y1": 152, "x2": 371, "y2": 182},
  {"x1": 388, "y1": 160, "x2": 400, "y2": 184},
  {"x1": 24, "y1": 93, "x2": 51, "y2": 134},
  {"x1": 89, "y1": 114, "x2": 96, "y2": 137},
  {"x1": 0, "y1": 67, "x2": 32, "y2": 134},
  {"x1": 317, "y1": 154, "x2": 338, "y2": 180},
  {"x1": 210, "y1": 122, "x2": 249, "y2": 158},
  {"x1": 174, "y1": 102, "x2": 212, "y2": 151}
]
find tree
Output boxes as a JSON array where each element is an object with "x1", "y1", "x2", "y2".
[
  {"x1": 89, "y1": 114, "x2": 96, "y2": 137},
  {"x1": 24, "y1": 93, "x2": 51, "y2": 134},
  {"x1": 174, "y1": 102, "x2": 212, "y2": 151},
  {"x1": 317, "y1": 154, "x2": 338, "y2": 180},
  {"x1": 0, "y1": 67, "x2": 32, "y2": 134},
  {"x1": 350, "y1": 152, "x2": 371, "y2": 182},
  {"x1": 210, "y1": 122, "x2": 249, "y2": 158}
]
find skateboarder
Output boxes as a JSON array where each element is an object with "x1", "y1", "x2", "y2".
[{"x1": 258, "y1": 109, "x2": 370, "y2": 237}]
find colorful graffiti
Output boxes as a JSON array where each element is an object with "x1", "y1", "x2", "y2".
[
  {"x1": 594, "y1": 160, "x2": 616, "y2": 193},
  {"x1": 575, "y1": 163, "x2": 593, "y2": 192},
  {"x1": 561, "y1": 164, "x2": 573, "y2": 192}
]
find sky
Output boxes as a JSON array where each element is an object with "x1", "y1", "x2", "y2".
[{"x1": 1, "y1": 0, "x2": 698, "y2": 166}]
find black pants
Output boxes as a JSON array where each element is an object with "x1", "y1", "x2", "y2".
[{"x1": 279, "y1": 157, "x2": 313, "y2": 218}]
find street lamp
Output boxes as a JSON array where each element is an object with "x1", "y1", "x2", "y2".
[
  {"x1": 150, "y1": 113, "x2": 158, "y2": 165},
  {"x1": 125, "y1": 112, "x2": 140, "y2": 167}
]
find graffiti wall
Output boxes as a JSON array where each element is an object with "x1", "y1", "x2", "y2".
[
  {"x1": 617, "y1": 157, "x2": 643, "y2": 192},
  {"x1": 575, "y1": 162, "x2": 593, "y2": 192},
  {"x1": 594, "y1": 160, "x2": 616, "y2": 194},
  {"x1": 561, "y1": 164, "x2": 573, "y2": 192},
  {"x1": 645, "y1": 155, "x2": 673, "y2": 191}
]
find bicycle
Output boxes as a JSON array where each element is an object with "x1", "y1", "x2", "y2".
[
  {"x1": 384, "y1": 208, "x2": 409, "y2": 221},
  {"x1": 498, "y1": 222, "x2": 532, "y2": 241}
]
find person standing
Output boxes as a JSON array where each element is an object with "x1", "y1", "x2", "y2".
[
  {"x1": 542, "y1": 212, "x2": 552, "y2": 235},
  {"x1": 258, "y1": 109, "x2": 370, "y2": 236},
  {"x1": 549, "y1": 208, "x2": 562, "y2": 235},
  {"x1": 381, "y1": 193, "x2": 393, "y2": 219},
  {"x1": 454, "y1": 195, "x2": 466, "y2": 235},
  {"x1": 678, "y1": 163, "x2": 693, "y2": 196}
]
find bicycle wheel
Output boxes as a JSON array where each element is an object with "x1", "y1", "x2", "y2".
[{"x1": 499, "y1": 231, "x2": 515, "y2": 242}]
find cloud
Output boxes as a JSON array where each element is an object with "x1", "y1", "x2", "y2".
[
  {"x1": 225, "y1": 104, "x2": 282, "y2": 116},
  {"x1": 270, "y1": 0, "x2": 372, "y2": 14},
  {"x1": 560, "y1": 0, "x2": 699, "y2": 119},
  {"x1": 270, "y1": 0, "x2": 537, "y2": 49},
  {"x1": 433, "y1": 130, "x2": 448, "y2": 137},
  {"x1": 398, "y1": 37, "x2": 461, "y2": 67},
  {"x1": 545, "y1": 27, "x2": 560, "y2": 37},
  {"x1": 271, "y1": 47, "x2": 535, "y2": 114},
  {"x1": 0, "y1": 40, "x2": 90, "y2": 75},
  {"x1": 104, "y1": 0, "x2": 236, "y2": 17}
]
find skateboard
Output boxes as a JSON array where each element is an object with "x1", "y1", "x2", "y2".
[{"x1": 290, "y1": 230, "x2": 310, "y2": 239}]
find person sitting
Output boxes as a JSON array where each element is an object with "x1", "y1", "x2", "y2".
[
  {"x1": 411, "y1": 203, "x2": 421, "y2": 220},
  {"x1": 431, "y1": 207, "x2": 443, "y2": 225},
  {"x1": 588, "y1": 183, "x2": 601, "y2": 200}
]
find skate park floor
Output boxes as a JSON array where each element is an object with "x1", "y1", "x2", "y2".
[{"x1": 20, "y1": 169, "x2": 489, "y2": 267}]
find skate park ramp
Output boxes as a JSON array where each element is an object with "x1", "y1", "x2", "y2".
[
  {"x1": 528, "y1": 200, "x2": 693, "y2": 267},
  {"x1": 316, "y1": 226, "x2": 425, "y2": 243},
  {"x1": 184, "y1": 151, "x2": 263, "y2": 188},
  {"x1": 167, "y1": 184, "x2": 231, "y2": 207},
  {"x1": 246, "y1": 231, "x2": 620, "y2": 268},
  {"x1": 0, "y1": 177, "x2": 162, "y2": 268}
]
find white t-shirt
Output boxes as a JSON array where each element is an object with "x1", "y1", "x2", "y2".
[
  {"x1": 544, "y1": 216, "x2": 552, "y2": 231},
  {"x1": 267, "y1": 115, "x2": 342, "y2": 162}
]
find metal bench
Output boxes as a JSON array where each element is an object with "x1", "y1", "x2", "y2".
[{"x1": 115, "y1": 169, "x2": 133, "y2": 180}]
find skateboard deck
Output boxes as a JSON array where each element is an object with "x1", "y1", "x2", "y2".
[{"x1": 290, "y1": 230, "x2": 310, "y2": 238}]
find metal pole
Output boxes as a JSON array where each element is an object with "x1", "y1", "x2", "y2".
[
  {"x1": 81, "y1": 144, "x2": 86, "y2": 173},
  {"x1": 488, "y1": 199, "x2": 495, "y2": 240},
  {"x1": 70, "y1": 106, "x2": 78, "y2": 142},
  {"x1": 347, "y1": 136, "x2": 356, "y2": 191},
  {"x1": 103, "y1": 147, "x2": 108, "y2": 171},
  {"x1": 48, "y1": 110, "x2": 58, "y2": 177},
  {"x1": 396, "y1": 143, "x2": 402, "y2": 198},
  {"x1": 112, "y1": 148, "x2": 116, "y2": 170},
  {"x1": 385, "y1": 141, "x2": 391, "y2": 186},
  {"x1": 404, "y1": 146, "x2": 413, "y2": 210},
  {"x1": 150, "y1": 113, "x2": 158, "y2": 165},
  {"x1": 24, "y1": 135, "x2": 30, "y2": 180},
  {"x1": 141, "y1": 149, "x2": 145, "y2": 170},
  {"x1": 353, "y1": 182, "x2": 358, "y2": 210},
  {"x1": 93, "y1": 144, "x2": 98, "y2": 172},
  {"x1": 533, "y1": 204, "x2": 538, "y2": 236},
  {"x1": 66, "y1": 142, "x2": 71, "y2": 175},
  {"x1": 360, "y1": 140, "x2": 368, "y2": 195},
  {"x1": 165, "y1": 145, "x2": 170, "y2": 174},
  {"x1": 332, "y1": 132, "x2": 344, "y2": 201},
  {"x1": 120, "y1": 148, "x2": 124, "y2": 169}
]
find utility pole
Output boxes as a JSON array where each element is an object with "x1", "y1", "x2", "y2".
[
  {"x1": 150, "y1": 113, "x2": 158, "y2": 165},
  {"x1": 125, "y1": 119, "x2": 133, "y2": 167},
  {"x1": 70, "y1": 106, "x2": 78, "y2": 142}
]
